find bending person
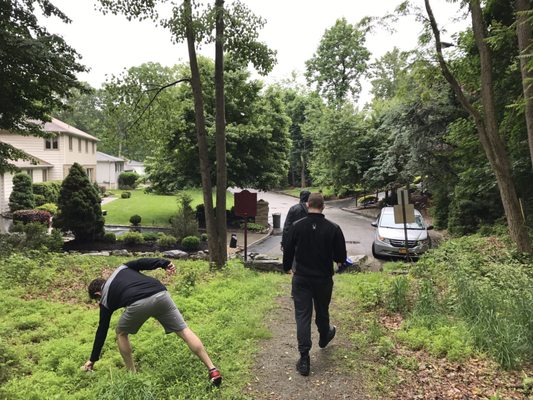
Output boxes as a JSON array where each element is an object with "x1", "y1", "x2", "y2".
[{"x1": 82, "y1": 257, "x2": 222, "y2": 386}]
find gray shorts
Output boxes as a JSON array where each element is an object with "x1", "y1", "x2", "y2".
[{"x1": 117, "y1": 291, "x2": 187, "y2": 334}]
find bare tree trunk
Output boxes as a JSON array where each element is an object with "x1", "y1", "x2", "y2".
[
  {"x1": 214, "y1": 0, "x2": 227, "y2": 267},
  {"x1": 424, "y1": 0, "x2": 532, "y2": 254},
  {"x1": 184, "y1": 0, "x2": 218, "y2": 263},
  {"x1": 300, "y1": 154, "x2": 306, "y2": 188},
  {"x1": 515, "y1": 0, "x2": 533, "y2": 171}
]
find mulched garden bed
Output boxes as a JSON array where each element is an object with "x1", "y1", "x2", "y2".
[{"x1": 63, "y1": 240, "x2": 208, "y2": 253}]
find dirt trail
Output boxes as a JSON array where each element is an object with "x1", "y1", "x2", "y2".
[{"x1": 244, "y1": 284, "x2": 369, "y2": 400}]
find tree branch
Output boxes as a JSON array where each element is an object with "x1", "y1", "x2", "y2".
[{"x1": 126, "y1": 77, "x2": 191, "y2": 130}]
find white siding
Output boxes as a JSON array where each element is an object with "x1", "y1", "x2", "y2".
[
  {"x1": 64, "y1": 133, "x2": 97, "y2": 166},
  {"x1": 97, "y1": 162, "x2": 122, "y2": 189},
  {"x1": 0, "y1": 172, "x2": 14, "y2": 213}
]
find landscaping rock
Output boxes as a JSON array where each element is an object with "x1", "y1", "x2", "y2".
[
  {"x1": 111, "y1": 249, "x2": 130, "y2": 256},
  {"x1": 245, "y1": 259, "x2": 283, "y2": 273},
  {"x1": 86, "y1": 251, "x2": 111, "y2": 256},
  {"x1": 252, "y1": 253, "x2": 271, "y2": 261},
  {"x1": 162, "y1": 250, "x2": 188, "y2": 259},
  {"x1": 195, "y1": 251, "x2": 208, "y2": 260}
]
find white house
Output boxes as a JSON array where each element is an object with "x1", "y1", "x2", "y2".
[
  {"x1": 0, "y1": 118, "x2": 99, "y2": 213},
  {"x1": 124, "y1": 159, "x2": 145, "y2": 175},
  {"x1": 96, "y1": 151, "x2": 124, "y2": 189}
]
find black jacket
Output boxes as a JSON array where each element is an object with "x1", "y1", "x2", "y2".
[
  {"x1": 281, "y1": 202, "x2": 308, "y2": 248},
  {"x1": 90, "y1": 258, "x2": 171, "y2": 362},
  {"x1": 282, "y1": 213, "x2": 347, "y2": 277}
]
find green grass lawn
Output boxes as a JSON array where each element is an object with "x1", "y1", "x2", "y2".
[
  {"x1": 103, "y1": 189, "x2": 234, "y2": 227},
  {"x1": 0, "y1": 253, "x2": 286, "y2": 400}
]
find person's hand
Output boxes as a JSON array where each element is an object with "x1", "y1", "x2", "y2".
[
  {"x1": 82, "y1": 360, "x2": 94, "y2": 371},
  {"x1": 166, "y1": 262, "x2": 176, "y2": 274}
]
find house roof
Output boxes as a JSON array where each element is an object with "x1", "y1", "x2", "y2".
[
  {"x1": 12, "y1": 151, "x2": 53, "y2": 169},
  {"x1": 97, "y1": 151, "x2": 124, "y2": 163},
  {"x1": 125, "y1": 160, "x2": 144, "y2": 166},
  {"x1": 31, "y1": 118, "x2": 99, "y2": 142}
]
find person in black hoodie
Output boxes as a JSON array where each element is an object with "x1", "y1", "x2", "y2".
[
  {"x1": 82, "y1": 258, "x2": 222, "y2": 386},
  {"x1": 282, "y1": 193, "x2": 347, "y2": 376},
  {"x1": 281, "y1": 190, "x2": 310, "y2": 251}
]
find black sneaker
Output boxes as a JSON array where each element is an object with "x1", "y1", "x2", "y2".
[
  {"x1": 319, "y1": 325, "x2": 336, "y2": 348},
  {"x1": 296, "y1": 354, "x2": 310, "y2": 376}
]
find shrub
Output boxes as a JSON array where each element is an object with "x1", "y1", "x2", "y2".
[
  {"x1": 170, "y1": 194, "x2": 198, "y2": 240},
  {"x1": 12, "y1": 209, "x2": 51, "y2": 226},
  {"x1": 36, "y1": 203, "x2": 58, "y2": 216},
  {"x1": 32, "y1": 181, "x2": 61, "y2": 204},
  {"x1": 119, "y1": 231, "x2": 144, "y2": 245},
  {"x1": 54, "y1": 163, "x2": 105, "y2": 241},
  {"x1": 9, "y1": 173, "x2": 35, "y2": 212},
  {"x1": 386, "y1": 276, "x2": 411, "y2": 314},
  {"x1": 118, "y1": 172, "x2": 139, "y2": 190},
  {"x1": 129, "y1": 214, "x2": 142, "y2": 226},
  {"x1": 240, "y1": 222, "x2": 266, "y2": 232},
  {"x1": 157, "y1": 234, "x2": 177, "y2": 248},
  {"x1": 6, "y1": 223, "x2": 62, "y2": 252},
  {"x1": 142, "y1": 232, "x2": 159, "y2": 241},
  {"x1": 181, "y1": 235, "x2": 200, "y2": 251},
  {"x1": 103, "y1": 232, "x2": 116, "y2": 243},
  {"x1": 121, "y1": 192, "x2": 131, "y2": 199},
  {"x1": 200, "y1": 233, "x2": 208, "y2": 242}
]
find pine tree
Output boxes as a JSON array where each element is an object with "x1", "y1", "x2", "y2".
[
  {"x1": 9, "y1": 173, "x2": 35, "y2": 212},
  {"x1": 55, "y1": 163, "x2": 104, "y2": 241}
]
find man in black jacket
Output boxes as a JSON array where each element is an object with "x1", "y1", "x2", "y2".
[
  {"x1": 282, "y1": 193, "x2": 347, "y2": 376},
  {"x1": 82, "y1": 258, "x2": 222, "y2": 386},
  {"x1": 281, "y1": 190, "x2": 310, "y2": 251}
]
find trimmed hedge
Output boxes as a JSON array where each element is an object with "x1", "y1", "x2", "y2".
[
  {"x1": 32, "y1": 181, "x2": 61, "y2": 204},
  {"x1": 118, "y1": 172, "x2": 139, "y2": 190},
  {"x1": 181, "y1": 235, "x2": 200, "y2": 251},
  {"x1": 12, "y1": 210, "x2": 52, "y2": 226}
]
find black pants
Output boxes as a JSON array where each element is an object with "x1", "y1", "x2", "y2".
[{"x1": 291, "y1": 274, "x2": 334, "y2": 354}]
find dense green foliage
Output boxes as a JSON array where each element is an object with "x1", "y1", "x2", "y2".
[
  {"x1": 0, "y1": 254, "x2": 285, "y2": 399},
  {"x1": 118, "y1": 172, "x2": 139, "y2": 190},
  {"x1": 8, "y1": 173, "x2": 35, "y2": 212},
  {"x1": 181, "y1": 235, "x2": 200, "y2": 251},
  {"x1": 170, "y1": 195, "x2": 198, "y2": 241},
  {"x1": 55, "y1": 163, "x2": 105, "y2": 241},
  {"x1": 0, "y1": 1, "x2": 86, "y2": 172},
  {"x1": 32, "y1": 181, "x2": 62, "y2": 206}
]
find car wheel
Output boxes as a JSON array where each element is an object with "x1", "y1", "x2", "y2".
[{"x1": 372, "y1": 243, "x2": 383, "y2": 260}]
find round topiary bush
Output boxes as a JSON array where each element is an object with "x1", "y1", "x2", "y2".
[
  {"x1": 157, "y1": 234, "x2": 177, "y2": 248},
  {"x1": 121, "y1": 192, "x2": 131, "y2": 199},
  {"x1": 103, "y1": 232, "x2": 116, "y2": 243},
  {"x1": 129, "y1": 214, "x2": 142, "y2": 226},
  {"x1": 181, "y1": 235, "x2": 200, "y2": 251},
  {"x1": 200, "y1": 233, "x2": 208, "y2": 242},
  {"x1": 9, "y1": 173, "x2": 35, "y2": 212},
  {"x1": 119, "y1": 231, "x2": 144, "y2": 245}
]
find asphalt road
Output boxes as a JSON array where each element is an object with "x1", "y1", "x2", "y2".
[{"x1": 247, "y1": 192, "x2": 377, "y2": 260}]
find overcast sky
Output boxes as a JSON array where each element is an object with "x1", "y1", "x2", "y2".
[{"x1": 42, "y1": 0, "x2": 466, "y2": 105}]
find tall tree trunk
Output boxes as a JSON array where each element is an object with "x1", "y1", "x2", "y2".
[
  {"x1": 300, "y1": 154, "x2": 306, "y2": 188},
  {"x1": 425, "y1": 0, "x2": 532, "y2": 254},
  {"x1": 515, "y1": 0, "x2": 533, "y2": 171},
  {"x1": 184, "y1": 0, "x2": 219, "y2": 263},
  {"x1": 214, "y1": 0, "x2": 227, "y2": 267}
]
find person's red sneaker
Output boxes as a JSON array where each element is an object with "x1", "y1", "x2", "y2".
[{"x1": 209, "y1": 368, "x2": 222, "y2": 387}]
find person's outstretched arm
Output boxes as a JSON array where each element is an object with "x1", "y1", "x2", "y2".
[
  {"x1": 83, "y1": 305, "x2": 113, "y2": 370},
  {"x1": 125, "y1": 258, "x2": 172, "y2": 271}
]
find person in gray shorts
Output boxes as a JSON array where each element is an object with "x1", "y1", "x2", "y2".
[{"x1": 82, "y1": 258, "x2": 222, "y2": 386}]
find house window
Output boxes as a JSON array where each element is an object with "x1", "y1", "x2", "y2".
[
  {"x1": 86, "y1": 168, "x2": 94, "y2": 181},
  {"x1": 85, "y1": 139, "x2": 88, "y2": 153},
  {"x1": 78, "y1": 138, "x2": 82, "y2": 152},
  {"x1": 45, "y1": 136, "x2": 59, "y2": 150},
  {"x1": 42, "y1": 169, "x2": 48, "y2": 182},
  {"x1": 69, "y1": 136, "x2": 73, "y2": 151},
  {"x1": 27, "y1": 169, "x2": 33, "y2": 181},
  {"x1": 115, "y1": 163, "x2": 123, "y2": 173},
  {"x1": 92, "y1": 142, "x2": 95, "y2": 154}
]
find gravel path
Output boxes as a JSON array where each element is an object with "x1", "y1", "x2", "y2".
[{"x1": 244, "y1": 284, "x2": 370, "y2": 400}]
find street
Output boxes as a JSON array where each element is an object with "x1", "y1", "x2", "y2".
[{"x1": 246, "y1": 191, "x2": 378, "y2": 261}]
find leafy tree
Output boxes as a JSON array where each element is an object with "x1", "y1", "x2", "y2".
[
  {"x1": 0, "y1": 0, "x2": 86, "y2": 171},
  {"x1": 369, "y1": 47, "x2": 409, "y2": 100},
  {"x1": 305, "y1": 18, "x2": 370, "y2": 104},
  {"x1": 55, "y1": 163, "x2": 105, "y2": 241},
  {"x1": 424, "y1": 0, "x2": 532, "y2": 253},
  {"x1": 98, "y1": 0, "x2": 275, "y2": 267},
  {"x1": 145, "y1": 57, "x2": 290, "y2": 191},
  {"x1": 8, "y1": 173, "x2": 35, "y2": 212}
]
